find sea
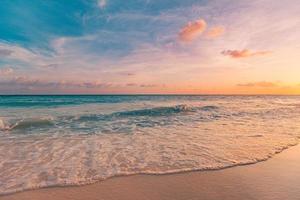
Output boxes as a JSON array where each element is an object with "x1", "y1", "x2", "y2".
[{"x1": 0, "y1": 95, "x2": 300, "y2": 195}]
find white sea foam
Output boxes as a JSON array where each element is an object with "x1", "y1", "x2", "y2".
[
  {"x1": 0, "y1": 118, "x2": 9, "y2": 131},
  {"x1": 0, "y1": 118, "x2": 5, "y2": 130}
]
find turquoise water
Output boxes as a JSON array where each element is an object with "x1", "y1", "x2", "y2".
[
  {"x1": 0, "y1": 95, "x2": 235, "y2": 135},
  {"x1": 1, "y1": 95, "x2": 300, "y2": 194}
]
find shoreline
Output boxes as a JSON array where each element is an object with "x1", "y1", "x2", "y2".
[
  {"x1": 0, "y1": 142, "x2": 297, "y2": 196},
  {"x1": 1, "y1": 143, "x2": 300, "y2": 200}
]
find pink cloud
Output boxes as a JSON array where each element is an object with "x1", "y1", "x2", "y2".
[
  {"x1": 139, "y1": 84, "x2": 158, "y2": 88},
  {"x1": 2, "y1": 76, "x2": 163, "y2": 89},
  {"x1": 222, "y1": 49, "x2": 271, "y2": 58},
  {"x1": 179, "y1": 19, "x2": 207, "y2": 42},
  {"x1": 205, "y1": 26, "x2": 225, "y2": 39},
  {"x1": 237, "y1": 81, "x2": 278, "y2": 87},
  {"x1": 2, "y1": 76, "x2": 111, "y2": 89}
]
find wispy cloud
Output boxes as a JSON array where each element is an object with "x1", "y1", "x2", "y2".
[
  {"x1": 140, "y1": 84, "x2": 158, "y2": 88},
  {"x1": 0, "y1": 43, "x2": 44, "y2": 63},
  {"x1": 41, "y1": 64, "x2": 59, "y2": 69},
  {"x1": 1, "y1": 76, "x2": 111, "y2": 89},
  {"x1": 118, "y1": 71, "x2": 136, "y2": 76},
  {"x1": 0, "y1": 75, "x2": 163, "y2": 92},
  {"x1": 221, "y1": 49, "x2": 271, "y2": 58},
  {"x1": 237, "y1": 81, "x2": 278, "y2": 87},
  {"x1": 126, "y1": 83, "x2": 161, "y2": 88},
  {"x1": 179, "y1": 19, "x2": 207, "y2": 42},
  {"x1": 205, "y1": 26, "x2": 225, "y2": 39}
]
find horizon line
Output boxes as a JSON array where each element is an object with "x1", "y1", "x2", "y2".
[{"x1": 1, "y1": 93, "x2": 300, "y2": 96}]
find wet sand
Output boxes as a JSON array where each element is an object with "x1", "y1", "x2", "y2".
[{"x1": 1, "y1": 144, "x2": 300, "y2": 200}]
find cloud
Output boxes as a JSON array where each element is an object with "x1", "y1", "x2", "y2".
[
  {"x1": 0, "y1": 67, "x2": 14, "y2": 76},
  {"x1": 126, "y1": 83, "x2": 137, "y2": 87},
  {"x1": 119, "y1": 71, "x2": 135, "y2": 76},
  {"x1": 0, "y1": 76, "x2": 164, "y2": 92},
  {"x1": 205, "y1": 26, "x2": 225, "y2": 39},
  {"x1": 237, "y1": 81, "x2": 278, "y2": 87},
  {"x1": 41, "y1": 64, "x2": 59, "y2": 69},
  {"x1": 1, "y1": 76, "x2": 112, "y2": 89},
  {"x1": 126, "y1": 83, "x2": 160, "y2": 88},
  {"x1": 221, "y1": 49, "x2": 271, "y2": 58},
  {"x1": 179, "y1": 19, "x2": 207, "y2": 42},
  {"x1": 0, "y1": 43, "x2": 42, "y2": 63},
  {"x1": 98, "y1": 0, "x2": 106, "y2": 9},
  {"x1": 139, "y1": 84, "x2": 158, "y2": 88}
]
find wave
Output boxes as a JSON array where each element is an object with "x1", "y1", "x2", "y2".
[
  {"x1": 0, "y1": 118, "x2": 8, "y2": 130},
  {"x1": 0, "y1": 118, "x2": 54, "y2": 131},
  {"x1": 76, "y1": 104, "x2": 218, "y2": 123},
  {"x1": 1, "y1": 104, "x2": 219, "y2": 132},
  {"x1": 114, "y1": 104, "x2": 197, "y2": 117},
  {"x1": 199, "y1": 105, "x2": 219, "y2": 111},
  {"x1": 0, "y1": 95, "x2": 160, "y2": 108}
]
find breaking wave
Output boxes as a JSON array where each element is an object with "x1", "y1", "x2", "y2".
[
  {"x1": 0, "y1": 118, "x2": 54, "y2": 131},
  {"x1": 1, "y1": 104, "x2": 219, "y2": 132},
  {"x1": 114, "y1": 104, "x2": 196, "y2": 117}
]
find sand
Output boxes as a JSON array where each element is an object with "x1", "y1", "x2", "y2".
[{"x1": 1, "y1": 144, "x2": 300, "y2": 200}]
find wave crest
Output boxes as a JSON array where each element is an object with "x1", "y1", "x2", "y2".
[
  {"x1": 115, "y1": 104, "x2": 196, "y2": 117},
  {"x1": 1, "y1": 118, "x2": 54, "y2": 131},
  {"x1": 1, "y1": 104, "x2": 220, "y2": 132}
]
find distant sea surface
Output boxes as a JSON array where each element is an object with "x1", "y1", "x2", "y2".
[{"x1": 1, "y1": 95, "x2": 300, "y2": 194}]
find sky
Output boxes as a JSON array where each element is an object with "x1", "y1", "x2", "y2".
[{"x1": 0, "y1": 0, "x2": 300, "y2": 94}]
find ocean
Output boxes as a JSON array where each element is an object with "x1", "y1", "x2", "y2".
[{"x1": 0, "y1": 95, "x2": 300, "y2": 194}]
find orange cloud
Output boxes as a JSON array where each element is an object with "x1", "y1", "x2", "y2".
[
  {"x1": 237, "y1": 81, "x2": 278, "y2": 87},
  {"x1": 205, "y1": 26, "x2": 225, "y2": 39},
  {"x1": 221, "y1": 49, "x2": 271, "y2": 58},
  {"x1": 179, "y1": 19, "x2": 207, "y2": 42}
]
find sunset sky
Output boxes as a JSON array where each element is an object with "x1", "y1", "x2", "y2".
[{"x1": 0, "y1": 0, "x2": 299, "y2": 94}]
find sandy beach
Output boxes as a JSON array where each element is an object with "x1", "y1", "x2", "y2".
[{"x1": 1, "y1": 143, "x2": 299, "y2": 200}]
